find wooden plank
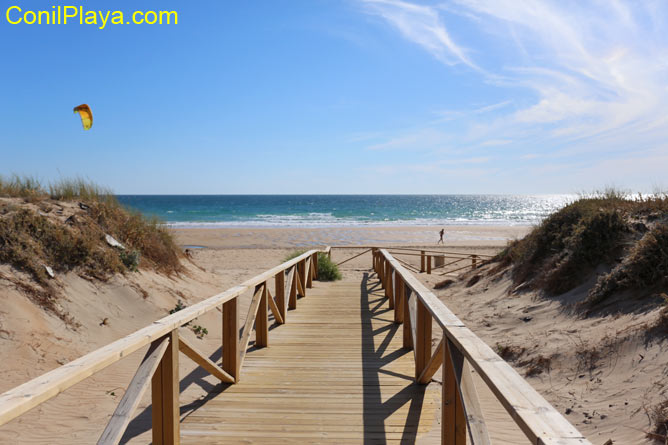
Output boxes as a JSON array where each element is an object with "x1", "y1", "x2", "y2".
[
  {"x1": 298, "y1": 259, "x2": 307, "y2": 296},
  {"x1": 414, "y1": 298, "x2": 432, "y2": 380},
  {"x1": 380, "y1": 249, "x2": 589, "y2": 443},
  {"x1": 178, "y1": 334, "x2": 234, "y2": 384},
  {"x1": 152, "y1": 330, "x2": 179, "y2": 445},
  {"x1": 257, "y1": 284, "x2": 269, "y2": 348},
  {"x1": 384, "y1": 246, "x2": 494, "y2": 258},
  {"x1": 402, "y1": 287, "x2": 412, "y2": 350},
  {"x1": 394, "y1": 256, "x2": 420, "y2": 274},
  {"x1": 286, "y1": 266, "x2": 296, "y2": 310},
  {"x1": 239, "y1": 284, "x2": 266, "y2": 367},
  {"x1": 408, "y1": 291, "x2": 417, "y2": 358},
  {"x1": 295, "y1": 267, "x2": 306, "y2": 298},
  {"x1": 306, "y1": 256, "x2": 315, "y2": 289},
  {"x1": 417, "y1": 338, "x2": 443, "y2": 384},
  {"x1": 266, "y1": 287, "x2": 284, "y2": 325},
  {"x1": 459, "y1": 359, "x2": 491, "y2": 445},
  {"x1": 98, "y1": 337, "x2": 169, "y2": 445},
  {"x1": 0, "y1": 248, "x2": 327, "y2": 427},
  {"x1": 388, "y1": 268, "x2": 395, "y2": 309},
  {"x1": 379, "y1": 249, "x2": 465, "y2": 329},
  {"x1": 274, "y1": 272, "x2": 286, "y2": 324},
  {"x1": 445, "y1": 325, "x2": 589, "y2": 444},
  {"x1": 335, "y1": 248, "x2": 371, "y2": 266},
  {"x1": 394, "y1": 274, "x2": 404, "y2": 324},
  {"x1": 444, "y1": 338, "x2": 467, "y2": 443},
  {"x1": 305, "y1": 257, "x2": 312, "y2": 289},
  {"x1": 181, "y1": 279, "x2": 439, "y2": 444},
  {"x1": 222, "y1": 297, "x2": 239, "y2": 383}
]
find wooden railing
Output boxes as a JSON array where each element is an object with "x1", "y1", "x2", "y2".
[
  {"x1": 0, "y1": 248, "x2": 328, "y2": 445},
  {"x1": 384, "y1": 247, "x2": 493, "y2": 275},
  {"x1": 372, "y1": 248, "x2": 591, "y2": 445}
]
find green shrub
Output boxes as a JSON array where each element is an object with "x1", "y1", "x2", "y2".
[
  {"x1": 284, "y1": 249, "x2": 307, "y2": 262},
  {"x1": 284, "y1": 249, "x2": 341, "y2": 281},
  {"x1": 120, "y1": 250, "x2": 141, "y2": 272},
  {"x1": 316, "y1": 252, "x2": 341, "y2": 281}
]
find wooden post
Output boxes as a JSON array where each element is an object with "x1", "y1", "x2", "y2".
[
  {"x1": 222, "y1": 298, "x2": 239, "y2": 383},
  {"x1": 306, "y1": 256, "x2": 314, "y2": 289},
  {"x1": 378, "y1": 256, "x2": 384, "y2": 285},
  {"x1": 420, "y1": 251, "x2": 425, "y2": 273},
  {"x1": 384, "y1": 261, "x2": 391, "y2": 297},
  {"x1": 289, "y1": 268, "x2": 297, "y2": 310},
  {"x1": 298, "y1": 259, "x2": 307, "y2": 297},
  {"x1": 415, "y1": 299, "x2": 432, "y2": 380},
  {"x1": 275, "y1": 272, "x2": 286, "y2": 324},
  {"x1": 151, "y1": 330, "x2": 179, "y2": 445},
  {"x1": 387, "y1": 268, "x2": 394, "y2": 309},
  {"x1": 394, "y1": 274, "x2": 404, "y2": 324},
  {"x1": 403, "y1": 288, "x2": 412, "y2": 349},
  {"x1": 313, "y1": 253, "x2": 319, "y2": 280},
  {"x1": 256, "y1": 284, "x2": 268, "y2": 347},
  {"x1": 442, "y1": 338, "x2": 466, "y2": 444},
  {"x1": 471, "y1": 255, "x2": 477, "y2": 270},
  {"x1": 426, "y1": 255, "x2": 432, "y2": 274}
]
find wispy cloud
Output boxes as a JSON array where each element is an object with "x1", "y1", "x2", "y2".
[
  {"x1": 360, "y1": 0, "x2": 478, "y2": 69},
  {"x1": 358, "y1": 0, "x2": 668, "y2": 189}
]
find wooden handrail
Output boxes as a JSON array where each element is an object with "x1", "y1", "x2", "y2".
[
  {"x1": 374, "y1": 249, "x2": 591, "y2": 445},
  {"x1": 387, "y1": 246, "x2": 494, "y2": 258},
  {"x1": 0, "y1": 248, "x2": 326, "y2": 443}
]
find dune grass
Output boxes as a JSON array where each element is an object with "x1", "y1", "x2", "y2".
[
  {"x1": 0, "y1": 175, "x2": 182, "y2": 285},
  {"x1": 496, "y1": 190, "x2": 668, "y2": 307}
]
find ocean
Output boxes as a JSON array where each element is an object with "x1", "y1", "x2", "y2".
[{"x1": 115, "y1": 195, "x2": 575, "y2": 228}]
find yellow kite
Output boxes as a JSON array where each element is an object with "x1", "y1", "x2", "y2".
[{"x1": 73, "y1": 104, "x2": 93, "y2": 130}]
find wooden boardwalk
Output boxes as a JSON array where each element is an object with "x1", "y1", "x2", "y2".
[{"x1": 180, "y1": 273, "x2": 439, "y2": 444}]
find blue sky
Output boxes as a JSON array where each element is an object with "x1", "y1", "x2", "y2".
[{"x1": 1, "y1": 0, "x2": 667, "y2": 194}]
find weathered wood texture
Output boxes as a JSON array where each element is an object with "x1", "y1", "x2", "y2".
[
  {"x1": 0, "y1": 250, "x2": 322, "y2": 427},
  {"x1": 180, "y1": 277, "x2": 439, "y2": 444},
  {"x1": 178, "y1": 334, "x2": 234, "y2": 384},
  {"x1": 152, "y1": 330, "x2": 180, "y2": 445},
  {"x1": 98, "y1": 337, "x2": 169, "y2": 445},
  {"x1": 377, "y1": 249, "x2": 591, "y2": 445}
]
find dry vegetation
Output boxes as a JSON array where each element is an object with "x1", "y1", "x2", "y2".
[
  {"x1": 494, "y1": 190, "x2": 668, "y2": 310},
  {"x1": 485, "y1": 190, "x2": 668, "y2": 441},
  {"x1": 0, "y1": 176, "x2": 183, "y2": 320}
]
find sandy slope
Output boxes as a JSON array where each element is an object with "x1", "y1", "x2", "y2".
[
  {"x1": 415, "y1": 261, "x2": 668, "y2": 444},
  {"x1": 0, "y1": 247, "x2": 292, "y2": 443},
  {"x1": 6, "y1": 225, "x2": 648, "y2": 444}
]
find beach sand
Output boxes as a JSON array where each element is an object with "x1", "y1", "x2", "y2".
[
  {"x1": 173, "y1": 225, "x2": 530, "y2": 249},
  {"x1": 1, "y1": 223, "x2": 586, "y2": 444}
]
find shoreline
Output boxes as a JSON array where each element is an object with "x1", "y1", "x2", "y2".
[{"x1": 171, "y1": 224, "x2": 531, "y2": 249}]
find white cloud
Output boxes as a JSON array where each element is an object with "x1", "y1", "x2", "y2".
[
  {"x1": 358, "y1": 0, "x2": 668, "y2": 188},
  {"x1": 360, "y1": 0, "x2": 478, "y2": 69}
]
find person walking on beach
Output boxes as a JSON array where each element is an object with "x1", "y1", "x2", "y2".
[{"x1": 438, "y1": 228, "x2": 444, "y2": 244}]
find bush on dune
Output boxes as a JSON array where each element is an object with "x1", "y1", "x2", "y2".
[
  {"x1": 0, "y1": 176, "x2": 182, "y2": 286},
  {"x1": 284, "y1": 249, "x2": 341, "y2": 281},
  {"x1": 495, "y1": 190, "x2": 668, "y2": 309}
]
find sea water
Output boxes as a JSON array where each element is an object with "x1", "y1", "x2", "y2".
[{"x1": 116, "y1": 195, "x2": 575, "y2": 228}]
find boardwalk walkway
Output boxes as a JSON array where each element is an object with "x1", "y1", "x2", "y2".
[{"x1": 180, "y1": 273, "x2": 439, "y2": 444}]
